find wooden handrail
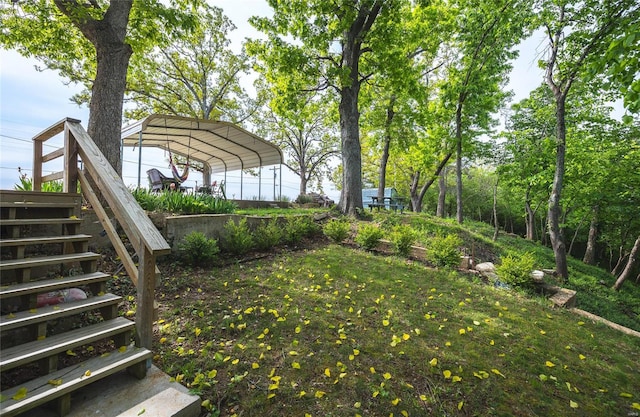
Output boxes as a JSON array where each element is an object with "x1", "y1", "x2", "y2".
[{"x1": 31, "y1": 118, "x2": 170, "y2": 350}]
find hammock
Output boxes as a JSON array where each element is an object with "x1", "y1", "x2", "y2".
[{"x1": 169, "y1": 153, "x2": 190, "y2": 183}]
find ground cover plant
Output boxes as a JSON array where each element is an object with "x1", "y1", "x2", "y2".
[
  {"x1": 151, "y1": 243, "x2": 640, "y2": 417},
  {"x1": 131, "y1": 188, "x2": 237, "y2": 214}
]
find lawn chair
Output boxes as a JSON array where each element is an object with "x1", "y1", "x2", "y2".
[{"x1": 147, "y1": 168, "x2": 177, "y2": 192}]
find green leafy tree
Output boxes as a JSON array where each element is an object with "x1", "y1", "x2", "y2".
[
  {"x1": 254, "y1": 85, "x2": 339, "y2": 195},
  {"x1": 0, "y1": 0, "x2": 199, "y2": 176},
  {"x1": 249, "y1": 0, "x2": 401, "y2": 215},
  {"x1": 440, "y1": 0, "x2": 529, "y2": 224},
  {"x1": 125, "y1": 4, "x2": 254, "y2": 123},
  {"x1": 539, "y1": 0, "x2": 638, "y2": 281}
]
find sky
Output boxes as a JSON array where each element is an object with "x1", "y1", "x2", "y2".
[{"x1": 0, "y1": 1, "x2": 549, "y2": 201}]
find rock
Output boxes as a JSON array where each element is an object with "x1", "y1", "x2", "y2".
[
  {"x1": 549, "y1": 288, "x2": 577, "y2": 308},
  {"x1": 530, "y1": 270, "x2": 545, "y2": 284},
  {"x1": 475, "y1": 262, "x2": 496, "y2": 274}
]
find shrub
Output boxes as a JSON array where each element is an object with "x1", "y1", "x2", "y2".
[
  {"x1": 222, "y1": 218, "x2": 254, "y2": 255},
  {"x1": 253, "y1": 219, "x2": 283, "y2": 251},
  {"x1": 295, "y1": 194, "x2": 314, "y2": 204},
  {"x1": 497, "y1": 251, "x2": 536, "y2": 288},
  {"x1": 130, "y1": 188, "x2": 159, "y2": 211},
  {"x1": 283, "y1": 216, "x2": 320, "y2": 245},
  {"x1": 177, "y1": 232, "x2": 219, "y2": 267},
  {"x1": 323, "y1": 219, "x2": 351, "y2": 243},
  {"x1": 355, "y1": 223, "x2": 384, "y2": 251},
  {"x1": 426, "y1": 233, "x2": 462, "y2": 267},
  {"x1": 390, "y1": 225, "x2": 417, "y2": 257}
]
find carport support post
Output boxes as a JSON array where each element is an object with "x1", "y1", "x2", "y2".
[
  {"x1": 279, "y1": 164, "x2": 282, "y2": 201},
  {"x1": 259, "y1": 166, "x2": 262, "y2": 201},
  {"x1": 136, "y1": 131, "x2": 143, "y2": 188}
]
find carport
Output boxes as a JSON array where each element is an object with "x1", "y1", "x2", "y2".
[{"x1": 120, "y1": 114, "x2": 283, "y2": 199}]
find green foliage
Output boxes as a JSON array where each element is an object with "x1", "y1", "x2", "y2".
[
  {"x1": 496, "y1": 251, "x2": 536, "y2": 288},
  {"x1": 426, "y1": 233, "x2": 462, "y2": 267},
  {"x1": 355, "y1": 223, "x2": 384, "y2": 251},
  {"x1": 295, "y1": 194, "x2": 314, "y2": 204},
  {"x1": 323, "y1": 219, "x2": 351, "y2": 243},
  {"x1": 283, "y1": 216, "x2": 321, "y2": 245},
  {"x1": 130, "y1": 189, "x2": 236, "y2": 214},
  {"x1": 177, "y1": 232, "x2": 219, "y2": 267},
  {"x1": 14, "y1": 172, "x2": 65, "y2": 193},
  {"x1": 253, "y1": 219, "x2": 283, "y2": 251},
  {"x1": 390, "y1": 225, "x2": 417, "y2": 257},
  {"x1": 222, "y1": 218, "x2": 254, "y2": 256}
]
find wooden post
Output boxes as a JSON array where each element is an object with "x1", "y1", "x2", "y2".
[
  {"x1": 136, "y1": 246, "x2": 156, "y2": 350},
  {"x1": 64, "y1": 123, "x2": 78, "y2": 193},
  {"x1": 33, "y1": 139, "x2": 43, "y2": 191}
]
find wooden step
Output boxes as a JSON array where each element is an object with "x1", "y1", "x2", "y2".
[
  {"x1": 1, "y1": 293, "x2": 121, "y2": 332},
  {"x1": 0, "y1": 234, "x2": 91, "y2": 247},
  {"x1": 0, "y1": 201, "x2": 78, "y2": 209},
  {"x1": 0, "y1": 218, "x2": 83, "y2": 227},
  {"x1": 0, "y1": 345, "x2": 152, "y2": 417},
  {"x1": 1, "y1": 317, "x2": 135, "y2": 372},
  {"x1": 0, "y1": 252, "x2": 100, "y2": 272},
  {"x1": 0, "y1": 272, "x2": 110, "y2": 300}
]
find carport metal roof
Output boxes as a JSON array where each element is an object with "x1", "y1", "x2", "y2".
[{"x1": 121, "y1": 114, "x2": 283, "y2": 174}]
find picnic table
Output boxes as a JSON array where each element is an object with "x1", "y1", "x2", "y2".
[{"x1": 368, "y1": 196, "x2": 406, "y2": 213}]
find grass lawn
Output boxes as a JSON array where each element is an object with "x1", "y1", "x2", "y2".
[{"x1": 150, "y1": 243, "x2": 640, "y2": 417}]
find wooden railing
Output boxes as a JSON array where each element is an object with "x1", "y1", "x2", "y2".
[{"x1": 32, "y1": 117, "x2": 171, "y2": 349}]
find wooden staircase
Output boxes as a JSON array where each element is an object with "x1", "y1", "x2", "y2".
[{"x1": 0, "y1": 191, "x2": 151, "y2": 416}]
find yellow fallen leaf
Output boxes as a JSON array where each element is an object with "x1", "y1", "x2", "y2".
[
  {"x1": 491, "y1": 369, "x2": 506, "y2": 378},
  {"x1": 232, "y1": 358, "x2": 239, "y2": 365},
  {"x1": 12, "y1": 387, "x2": 27, "y2": 400},
  {"x1": 289, "y1": 351, "x2": 299, "y2": 356},
  {"x1": 401, "y1": 411, "x2": 409, "y2": 417},
  {"x1": 84, "y1": 370, "x2": 91, "y2": 377},
  {"x1": 370, "y1": 367, "x2": 376, "y2": 374},
  {"x1": 631, "y1": 403, "x2": 640, "y2": 410},
  {"x1": 569, "y1": 400, "x2": 578, "y2": 408},
  {"x1": 267, "y1": 393, "x2": 275, "y2": 399},
  {"x1": 354, "y1": 401, "x2": 361, "y2": 408},
  {"x1": 383, "y1": 372, "x2": 392, "y2": 380},
  {"x1": 458, "y1": 328, "x2": 466, "y2": 335},
  {"x1": 402, "y1": 333, "x2": 410, "y2": 341},
  {"x1": 48, "y1": 379, "x2": 63, "y2": 386},
  {"x1": 443, "y1": 370, "x2": 452, "y2": 379},
  {"x1": 324, "y1": 368, "x2": 331, "y2": 377},
  {"x1": 137, "y1": 408, "x2": 146, "y2": 415},
  {"x1": 540, "y1": 330, "x2": 546, "y2": 335},
  {"x1": 315, "y1": 390, "x2": 325, "y2": 398},
  {"x1": 458, "y1": 401, "x2": 464, "y2": 410},
  {"x1": 452, "y1": 375, "x2": 462, "y2": 382},
  {"x1": 298, "y1": 390, "x2": 306, "y2": 398},
  {"x1": 383, "y1": 319, "x2": 390, "y2": 326},
  {"x1": 420, "y1": 394, "x2": 427, "y2": 401},
  {"x1": 579, "y1": 354, "x2": 586, "y2": 360},
  {"x1": 119, "y1": 346, "x2": 127, "y2": 353},
  {"x1": 391, "y1": 398, "x2": 400, "y2": 405},
  {"x1": 545, "y1": 361, "x2": 555, "y2": 367},
  {"x1": 429, "y1": 358, "x2": 438, "y2": 366},
  {"x1": 252, "y1": 362, "x2": 260, "y2": 369},
  {"x1": 620, "y1": 392, "x2": 633, "y2": 398},
  {"x1": 291, "y1": 362, "x2": 300, "y2": 369}
]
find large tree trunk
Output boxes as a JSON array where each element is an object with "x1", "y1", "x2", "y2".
[
  {"x1": 613, "y1": 236, "x2": 640, "y2": 291},
  {"x1": 583, "y1": 206, "x2": 599, "y2": 265},
  {"x1": 377, "y1": 96, "x2": 395, "y2": 201},
  {"x1": 337, "y1": 2, "x2": 382, "y2": 215},
  {"x1": 548, "y1": 96, "x2": 569, "y2": 281},
  {"x1": 88, "y1": 43, "x2": 132, "y2": 176},
  {"x1": 437, "y1": 168, "x2": 447, "y2": 218},
  {"x1": 455, "y1": 100, "x2": 464, "y2": 224},
  {"x1": 56, "y1": 0, "x2": 134, "y2": 176},
  {"x1": 338, "y1": 78, "x2": 363, "y2": 215}
]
